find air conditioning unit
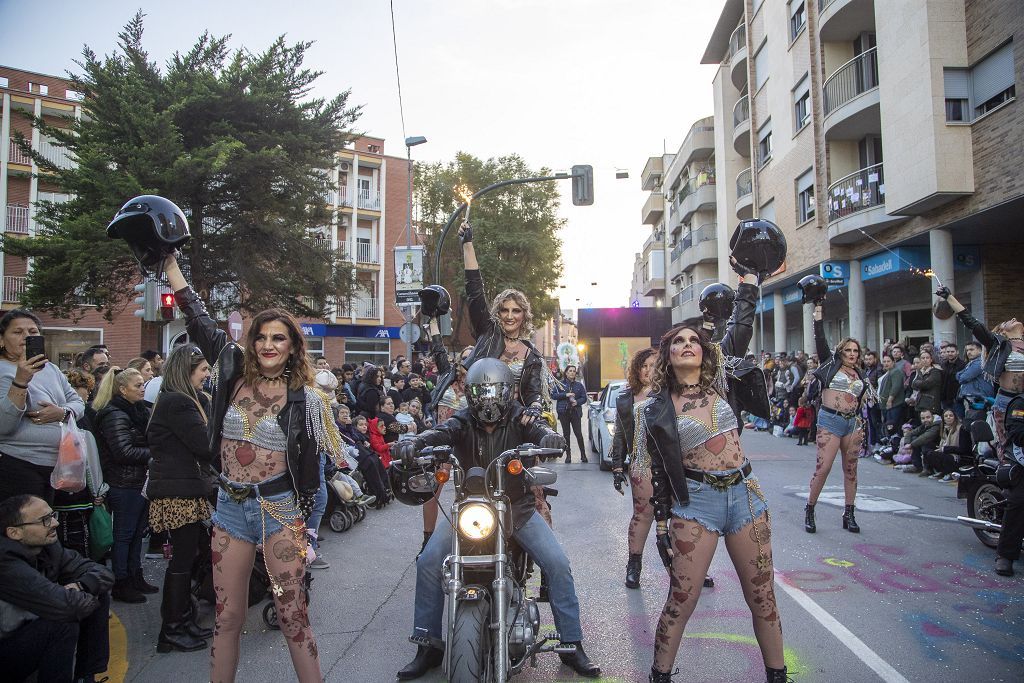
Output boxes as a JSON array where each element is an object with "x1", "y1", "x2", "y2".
[
  {"x1": 339, "y1": 216, "x2": 350, "y2": 227},
  {"x1": 339, "y1": 161, "x2": 351, "y2": 172}
]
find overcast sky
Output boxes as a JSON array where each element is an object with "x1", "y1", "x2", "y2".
[{"x1": 0, "y1": 0, "x2": 722, "y2": 313}]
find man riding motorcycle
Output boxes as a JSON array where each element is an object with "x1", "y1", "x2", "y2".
[{"x1": 394, "y1": 358, "x2": 601, "y2": 680}]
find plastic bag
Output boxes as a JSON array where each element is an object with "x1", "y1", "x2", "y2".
[{"x1": 50, "y1": 421, "x2": 87, "y2": 493}]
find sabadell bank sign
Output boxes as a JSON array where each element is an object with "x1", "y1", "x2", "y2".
[{"x1": 863, "y1": 258, "x2": 897, "y2": 279}]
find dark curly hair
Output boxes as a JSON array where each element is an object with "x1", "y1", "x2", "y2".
[
  {"x1": 650, "y1": 325, "x2": 719, "y2": 395},
  {"x1": 626, "y1": 347, "x2": 657, "y2": 395}
]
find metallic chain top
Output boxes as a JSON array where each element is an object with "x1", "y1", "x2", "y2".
[
  {"x1": 219, "y1": 386, "x2": 344, "y2": 463},
  {"x1": 827, "y1": 370, "x2": 865, "y2": 398},
  {"x1": 630, "y1": 397, "x2": 655, "y2": 477},
  {"x1": 222, "y1": 404, "x2": 289, "y2": 452},
  {"x1": 1005, "y1": 350, "x2": 1024, "y2": 373},
  {"x1": 505, "y1": 358, "x2": 525, "y2": 383},
  {"x1": 674, "y1": 394, "x2": 739, "y2": 454}
]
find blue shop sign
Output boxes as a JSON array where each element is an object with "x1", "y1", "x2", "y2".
[
  {"x1": 860, "y1": 247, "x2": 928, "y2": 281},
  {"x1": 329, "y1": 324, "x2": 402, "y2": 339},
  {"x1": 819, "y1": 261, "x2": 848, "y2": 284},
  {"x1": 300, "y1": 323, "x2": 327, "y2": 337},
  {"x1": 782, "y1": 285, "x2": 802, "y2": 305},
  {"x1": 756, "y1": 295, "x2": 774, "y2": 313},
  {"x1": 954, "y1": 246, "x2": 980, "y2": 270}
]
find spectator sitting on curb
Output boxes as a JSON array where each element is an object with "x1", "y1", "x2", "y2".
[
  {"x1": 0, "y1": 494, "x2": 114, "y2": 683},
  {"x1": 897, "y1": 409, "x2": 941, "y2": 474}
]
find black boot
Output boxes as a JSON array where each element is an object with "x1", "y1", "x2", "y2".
[
  {"x1": 843, "y1": 505, "x2": 860, "y2": 533},
  {"x1": 538, "y1": 570, "x2": 549, "y2": 602},
  {"x1": 157, "y1": 570, "x2": 207, "y2": 653},
  {"x1": 625, "y1": 553, "x2": 642, "y2": 589},
  {"x1": 132, "y1": 568, "x2": 160, "y2": 594},
  {"x1": 396, "y1": 644, "x2": 444, "y2": 680},
  {"x1": 183, "y1": 593, "x2": 213, "y2": 639},
  {"x1": 703, "y1": 575, "x2": 715, "y2": 588},
  {"x1": 558, "y1": 642, "x2": 601, "y2": 678},
  {"x1": 112, "y1": 578, "x2": 146, "y2": 604},
  {"x1": 804, "y1": 504, "x2": 816, "y2": 533},
  {"x1": 766, "y1": 665, "x2": 792, "y2": 682},
  {"x1": 649, "y1": 667, "x2": 676, "y2": 682}
]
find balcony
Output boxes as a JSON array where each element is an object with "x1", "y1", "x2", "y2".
[
  {"x1": 357, "y1": 188, "x2": 381, "y2": 212},
  {"x1": 8, "y1": 140, "x2": 31, "y2": 166},
  {"x1": 676, "y1": 117, "x2": 715, "y2": 169},
  {"x1": 826, "y1": 162, "x2": 903, "y2": 243},
  {"x1": 338, "y1": 186, "x2": 354, "y2": 207},
  {"x1": 355, "y1": 241, "x2": 380, "y2": 265},
  {"x1": 679, "y1": 223, "x2": 718, "y2": 271},
  {"x1": 641, "y1": 193, "x2": 664, "y2": 225},
  {"x1": 3, "y1": 276, "x2": 26, "y2": 303},
  {"x1": 677, "y1": 173, "x2": 716, "y2": 224},
  {"x1": 642, "y1": 230, "x2": 664, "y2": 255},
  {"x1": 823, "y1": 48, "x2": 880, "y2": 140},
  {"x1": 37, "y1": 138, "x2": 73, "y2": 170},
  {"x1": 732, "y1": 95, "x2": 751, "y2": 156},
  {"x1": 641, "y1": 156, "x2": 664, "y2": 192},
  {"x1": 673, "y1": 278, "x2": 717, "y2": 322},
  {"x1": 642, "y1": 276, "x2": 665, "y2": 298},
  {"x1": 5, "y1": 205, "x2": 30, "y2": 234},
  {"x1": 735, "y1": 168, "x2": 753, "y2": 219},
  {"x1": 337, "y1": 298, "x2": 380, "y2": 319},
  {"x1": 818, "y1": 0, "x2": 876, "y2": 42},
  {"x1": 729, "y1": 24, "x2": 748, "y2": 90}
]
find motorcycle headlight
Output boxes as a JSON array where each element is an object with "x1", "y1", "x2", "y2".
[{"x1": 457, "y1": 503, "x2": 497, "y2": 540}]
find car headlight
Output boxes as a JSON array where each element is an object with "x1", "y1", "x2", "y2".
[
  {"x1": 606, "y1": 421, "x2": 617, "y2": 436},
  {"x1": 457, "y1": 503, "x2": 497, "y2": 540}
]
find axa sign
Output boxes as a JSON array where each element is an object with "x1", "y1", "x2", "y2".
[{"x1": 374, "y1": 329, "x2": 391, "y2": 338}]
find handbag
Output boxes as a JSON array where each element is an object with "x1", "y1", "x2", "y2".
[
  {"x1": 88, "y1": 503, "x2": 113, "y2": 561},
  {"x1": 906, "y1": 390, "x2": 920, "y2": 408}
]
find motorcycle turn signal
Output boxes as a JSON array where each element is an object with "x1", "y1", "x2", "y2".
[{"x1": 507, "y1": 459, "x2": 523, "y2": 475}]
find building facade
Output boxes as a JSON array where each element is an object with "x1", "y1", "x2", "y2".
[{"x1": 702, "y1": 0, "x2": 1022, "y2": 355}]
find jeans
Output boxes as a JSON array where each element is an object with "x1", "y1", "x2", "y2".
[
  {"x1": 107, "y1": 486, "x2": 148, "y2": 580},
  {"x1": 211, "y1": 478, "x2": 302, "y2": 546},
  {"x1": 307, "y1": 454, "x2": 329, "y2": 540},
  {"x1": 413, "y1": 511, "x2": 583, "y2": 643},
  {"x1": 670, "y1": 467, "x2": 768, "y2": 536},
  {"x1": 884, "y1": 405, "x2": 905, "y2": 434}
]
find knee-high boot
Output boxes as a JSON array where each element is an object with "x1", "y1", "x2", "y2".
[{"x1": 157, "y1": 570, "x2": 207, "y2": 653}]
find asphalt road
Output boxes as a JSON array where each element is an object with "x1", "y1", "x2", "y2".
[{"x1": 117, "y1": 425, "x2": 1024, "y2": 682}]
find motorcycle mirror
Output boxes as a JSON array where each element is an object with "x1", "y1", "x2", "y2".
[{"x1": 527, "y1": 466, "x2": 558, "y2": 487}]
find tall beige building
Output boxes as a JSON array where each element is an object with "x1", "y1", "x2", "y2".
[{"x1": 703, "y1": 0, "x2": 1022, "y2": 354}]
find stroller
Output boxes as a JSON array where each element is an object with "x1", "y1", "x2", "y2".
[{"x1": 324, "y1": 471, "x2": 367, "y2": 532}]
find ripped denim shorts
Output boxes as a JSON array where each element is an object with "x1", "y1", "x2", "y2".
[
  {"x1": 211, "y1": 474, "x2": 304, "y2": 545},
  {"x1": 817, "y1": 407, "x2": 858, "y2": 438},
  {"x1": 670, "y1": 464, "x2": 768, "y2": 536}
]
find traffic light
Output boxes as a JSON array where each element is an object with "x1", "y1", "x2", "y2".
[
  {"x1": 132, "y1": 281, "x2": 160, "y2": 321},
  {"x1": 571, "y1": 164, "x2": 593, "y2": 206},
  {"x1": 159, "y1": 291, "x2": 176, "y2": 321}
]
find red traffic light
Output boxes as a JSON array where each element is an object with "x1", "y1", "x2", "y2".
[
  {"x1": 160, "y1": 292, "x2": 175, "y2": 320},
  {"x1": 161, "y1": 293, "x2": 175, "y2": 307}
]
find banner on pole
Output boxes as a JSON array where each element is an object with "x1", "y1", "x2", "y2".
[{"x1": 394, "y1": 246, "x2": 425, "y2": 305}]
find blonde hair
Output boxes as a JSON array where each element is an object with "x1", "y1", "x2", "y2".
[
  {"x1": 92, "y1": 367, "x2": 143, "y2": 411},
  {"x1": 489, "y1": 289, "x2": 535, "y2": 338}
]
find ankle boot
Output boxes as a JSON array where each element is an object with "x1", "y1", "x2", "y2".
[
  {"x1": 649, "y1": 667, "x2": 675, "y2": 682},
  {"x1": 396, "y1": 644, "x2": 444, "y2": 680},
  {"x1": 112, "y1": 578, "x2": 146, "y2": 604},
  {"x1": 843, "y1": 505, "x2": 860, "y2": 533},
  {"x1": 558, "y1": 642, "x2": 601, "y2": 678},
  {"x1": 804, "y1": 504, "x2": 816, "y2": 533},
  {"x1": 766, "y1": 665, "x2": 791, "y2": 682},
  {"x1": 132, "y1": 568, "x2": 160, "y2": 594},
  {"x1": 625, "y1": 553, "x2": 642, "y2": 589},
  {"x1": 157, "y1": 570, "x2": 207, "y2": 653}
]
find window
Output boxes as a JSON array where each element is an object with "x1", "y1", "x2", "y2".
[
  {"x1": 789, "y1": 1, "x2": 806, "y2": 41},
  {"x1": 793, "y1": 75, "x2": 811, "y2": 131},
  {"x1": 0, "y1": 76, "x2": 8, "y2": 89},
  {"x1": 345, "y1": 339, "x2": 390, "y2": 366},
  {"x1": 305, "y1": 337, "x2": 325, "y2": 358},
  {"x1": 759, "y1": 199, "x2": 776, "y2": 225},
  {"x1": 65, "y1": 90, "x2": 85, "y2": 102},
  {"x1": 754, "y1": 41, "x2": 769, "y2": 90},
  {"x1": 944, "y1": 41, "x2": 1016, "y2": 122},
  {"x1": 757, "y1": 119, "x2": 773, "y2": 168},
  {"x1": 796, "y1": 168, "x2": 815, "y2": 223},
  {"x1": 28, "y1": 82, "x2": 48, "y2": 96}
]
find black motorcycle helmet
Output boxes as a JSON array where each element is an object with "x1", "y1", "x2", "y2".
[
  {"x1": 729, "y1": 219, "x2": 787, "y2": 277},
  {"x1": 388, "y1": 458, "x2": 439, "y2": 506},
  {"x1": 465, "y1": 358, "x2": 514, "y2": 424},
  {"x1": 418, "y1": 285, "x2": 451, "y2": 318},
  {"x1": 699, "y1": 283, "x2": 736, "y2": 320},
  {"x1": 107, "y1": 195, "x2": 190, "y2": 276},
  {"x1": 798, "y1": 274, "x2": 829, "y2": 304}
]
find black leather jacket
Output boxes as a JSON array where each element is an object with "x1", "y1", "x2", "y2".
[
  {"x1": 174, "y1": 286, "x2": 322, "y2": 512},
  {"x1": 610, "y1": 391, "x2": 635, "y2": 471},
  {"x1": 956, "y1": 309, "x2": 1018, "y2": 386},
  {"x1": 811, "y1": 318, "x2": 868, "y2": 404},
  {"x1": 95, "y1": 396, "x2": 150, "y2": 490},
  {"x1": 416, "y1": 403, "x2": 557, "y2": 529},
  {"x1": 146, "y1": 392, "x2": 214, "y2": 499}
]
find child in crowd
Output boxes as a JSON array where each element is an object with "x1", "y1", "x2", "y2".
[
  {"x1": 784, "y1": 406, "x2": 799, "y2": 437},
  {"x1": 395, "y1": 402, "x2": 417, "y2": 442},
  {"x1": 794, "y1": 397, "x2": 813, "y2": 446}
]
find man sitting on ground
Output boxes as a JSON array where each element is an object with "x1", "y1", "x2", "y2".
[{"x1": 0, "y1": 494, "x2": 114, "y2": 683}]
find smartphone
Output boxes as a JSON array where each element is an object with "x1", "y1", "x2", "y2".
[{"x1": 24, "y1": 335, "x2": 46, "y2": 361}]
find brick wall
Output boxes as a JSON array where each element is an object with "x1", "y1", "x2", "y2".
[
  {"x1": 0, "y1": 68, "x2": 77, "y2": 101},
  {"x1": 981, "y1": 243, "x2": 1020, "y2": 326}
]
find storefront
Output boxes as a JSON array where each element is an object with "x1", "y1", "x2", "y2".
[
  {"x1": 42, "y1": 326, "x2": 103, "y2": 371},
  {"x1": 300, "y1": 323, "x2": 402, "y2": 366}
]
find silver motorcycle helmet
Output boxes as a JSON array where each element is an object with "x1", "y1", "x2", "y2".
[{"x1": 465, "y1": 358, "x2": 514, "y2": 424}]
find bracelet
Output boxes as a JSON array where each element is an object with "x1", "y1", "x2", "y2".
[{"x1": 11, "y1": 380, "x2": 28, "y2": 389}]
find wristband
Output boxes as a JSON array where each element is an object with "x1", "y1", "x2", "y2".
[{"x1": 11, "y1": 380, "x2": 28, "y2": 389}]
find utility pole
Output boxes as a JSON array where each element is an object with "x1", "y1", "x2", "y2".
[{"x1": 403, "y1": 136, "x2": 427, "y2": 362}]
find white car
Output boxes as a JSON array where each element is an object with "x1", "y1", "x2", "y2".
[{"x1": 587, "y1": 380, "x2": 626, "y2": 471}]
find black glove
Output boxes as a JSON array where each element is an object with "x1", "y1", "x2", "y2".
[
  {"x1": 612, "y1": 470, "x2": 628, "y2": 494},
  {"x1": 656, "y1": 531, "x2": 674, "y2": 568},
  {"x1": 458, "y1": 221, "x2": 473, "y2": 245},
  {"x1": 539, "y1": 432, "x2": 566, "y2": 452},
  {"x1": 935, "y1": 285, "x2": 951, "y2": 300},
  {"x1": 298, "y1": 494, "x2": 316, "y2": 520},
  {"x1": 524, "y1": 403, "x2": 543, "y2": 420},
  {"x1": 730, "y1": 255, "x2": 756, "y2": 278},
  {"x1": 393, "y1": 439, "x2": 421, "y2": 467}
]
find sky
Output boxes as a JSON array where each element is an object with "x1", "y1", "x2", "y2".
[{"x1": 0, "y1": 0, "x2": 723, "y2": 314}]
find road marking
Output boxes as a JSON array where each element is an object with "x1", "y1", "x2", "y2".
[
  {"x1": 794, "y1": 491, "x2": 919, "y2": 512},
  {"x1": 102, "y1": 609, "x2": 128, "y2": 682},
  {"x1": 823, "y1": 557, "x2": 855, "y2": 567},
  {"x1": 775, "y1": 578, "x2": 911, "y2": 683}
]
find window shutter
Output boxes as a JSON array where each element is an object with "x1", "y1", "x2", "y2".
[
  {"x1": 943, "y1": 68, "x2": 970, "y2": 100},
  {"x1": 796, "y1": 169, "x2": 814, "y2": 194},
  {"x1": 972, "y1": 42, "x2": 1014, "y2": 105}
]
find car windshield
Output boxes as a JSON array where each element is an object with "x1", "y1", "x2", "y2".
[{"x1": 606, "y1": 382, "x2": 624, "y2": 408}]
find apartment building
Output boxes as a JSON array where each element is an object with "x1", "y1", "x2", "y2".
[
  {"x1": 628, "y1": 183, "x2": 664, "y2": 310},
  {"x1": 702, "y1": 0, "x2": 1022, "y2": 355},
  {"x1": 0, "y1": 65, "x2": 410, "y2": 368}
]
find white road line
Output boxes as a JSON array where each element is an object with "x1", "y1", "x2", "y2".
[{"x1": 775, "y1": 578, "x2": 911, "y2": 683}]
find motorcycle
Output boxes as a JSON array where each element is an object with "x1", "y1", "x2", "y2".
[
  {"x1": 406, "y1": 443, "x2": 573, "y2": 682},
  {"x1": 956, "y1": 419, "x2": 1006, "y2": 548}
]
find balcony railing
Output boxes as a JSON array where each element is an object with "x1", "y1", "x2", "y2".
[
  {"x1": 683, "y1": 223, "x2": 717, "y2": 251},
  {"x1": 357, "y1": 189, "x2": 381, "y2": 211},
  {"x1": 338, "y1": 186, "x2": 353, "y2": 207},
  {"x1": 675, "y1": 278, "x2": 717, "y2": 308},
  {"x1": 728, "y1": 24, "x2": 746, "y2": 59},
  {"x1": 5, "y1": 205, "x2": 30, "y2": 234},
  {"x1": 827, "y1": 162, "x2": 885, "y2": 223},
  {"x1": 355, "y1": 241, "x2": 379, "y2": 264},
  {"x1": 823, "y1": 47, "x2": 879, "y2": 117},
  {"x1": 819, "y1": 0, "x2": 836, "y2": 10},
  {"x1": 733, "y1": 95, "x2": 750, "y2": 127},
  {"x1": 678, "y1": 172, "x2": 716, "y2": 203},
  {"x1": 3, "y1": 276, "x2": 26, "y2": 303},
  {"x1": 337, "y1": 298, "x2": 379, "y2": 319},
  {"x1": 37, "y1": 138, "x2": 73, "y2": 169},
  {"x1": 8, "y1": 140, "x2": 31, "y2": 165},
  {"x1": 736, "y1": 168, "x2": 752, "y2": 198}
]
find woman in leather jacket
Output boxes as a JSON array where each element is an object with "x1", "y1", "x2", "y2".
[
  {"x1": 93, "y1": 367, "x2": 156, "y2": 603},
  {"x1": 805, "y1": 302, "x2": 869, "y2": 534},
  {"x1": 937, "y1": 286, "x2": 1024, "y2": 458},
  {"x1": 640, "y1": 323, "x2": 786, "y2": 683},
  {"x1": 164, "y1": 254, "x2": 342, "y2": 683}
]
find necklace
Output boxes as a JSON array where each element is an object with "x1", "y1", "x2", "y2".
[
  {"x1": 258, "y1": 373, "x2": 285, "y2": 384},
  {"x1": 676, "y1": 381, "x2": 704, "y2": 394}
]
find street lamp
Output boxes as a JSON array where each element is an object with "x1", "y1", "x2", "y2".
[{"x1": 403, "y1": 135, "x2": 427, "y2": 360}]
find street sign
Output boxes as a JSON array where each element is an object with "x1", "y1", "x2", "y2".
[
  {"x1": 228, "y1": 311, "x2": 243, "y2": 342},
  {"x1": 399, "y1": 321, "x2": 421, "y2": 344},
  {"x1": 394, "y1": 246, "x2": 425, "y2": 305}
]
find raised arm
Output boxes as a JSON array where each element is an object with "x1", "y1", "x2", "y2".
[
  {"x1": 460, "y1": 223, "x2": 493, "y2": 338},
  {"x1": 936, "y1": 287, "x2": 997, "y2": 350},
  {"x1": 812, "y1": 305, "x2": 833, "y2": 365},
  {"x1": 720, "y1": 275, "x2": 758, "y2": 358},
  {"x1": 163, "y1": 254, "x2": 227, "y2": 365}
]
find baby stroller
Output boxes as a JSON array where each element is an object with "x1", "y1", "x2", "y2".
[
  {"x1": 254, "y1": 548, "x2": 314, "y2": 630},
  {"x1": 324, "y1": 472, "x2": 366, "y2": 532}
]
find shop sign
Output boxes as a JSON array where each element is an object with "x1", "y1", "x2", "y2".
[
  {"x1": 954, "y1": 246, "x2": 980, "y2": 270},
  {"x1": 860, "y1": 247, "x2": 928, "y2": 281},
  {"x1": 328, "y1": 324, "x2": 402, "y2": 339},
  {"x1": 300, "y1": 323, "x2": 327, "y2": 337},
  {"x1": 820, "y1": 261, "x2": 848, "y2": 285},
  {"x1": 782, "y1": 286, "x2": 802, "y2": 305}
]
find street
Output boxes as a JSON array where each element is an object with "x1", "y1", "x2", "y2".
[{"x1": 117, "y1": 425, "x2": 1024, "y2": 682}]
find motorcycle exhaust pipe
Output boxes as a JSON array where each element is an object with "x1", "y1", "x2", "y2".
[{"x1": 957, "y1": 515, "x2": 1002, "y2": 532}]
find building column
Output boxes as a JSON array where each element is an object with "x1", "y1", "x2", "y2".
[
  {"x1": 0, "y1": 94, "x2": 11, "y2": 295},
  {"x1": 802, "y1": 302, "x2": 815, "y2": 355},
  {"x1": 773, "y1": 291, "x2": 786, "y2": 354},
  {"x1": 930, "y1": 229, "x2": 956, "y2": 345},
  {"x1": 848, "y1": 259, "x2": 866, "y2": 344}
]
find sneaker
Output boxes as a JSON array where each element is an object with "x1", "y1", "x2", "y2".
[
  {"x1": 873, "y1": 454, "x2": 884, "y2": 462},
  {"x1": 309, "y1": 555, "x2": 330, "y2": 570},
  {"x1": 929, "y1": 472, "x2": 943, "y2": 479},
  {"x1": 951, "y1": 472, "x2": 960, "y2": 481},
  {"x1": 940, "y1": 474, "x2": 953, "y2": 482},
  {"x1": 356, "y1": 494, "x2": 377, "y2": 506}
]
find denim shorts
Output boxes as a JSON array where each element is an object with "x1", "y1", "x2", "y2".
[
  {"x1": 211, "y1": 474, "x2": 304, "y2": 545},
  {"x1": 817, "y1": 409, "x2": 858, "y2": 438},
  {"x1": 670, "y1": 465, "x2": 769, "y2": 536}
]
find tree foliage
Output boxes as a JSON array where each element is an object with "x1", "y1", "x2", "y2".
[
  {"x1": 415, "y1": 152, "x2": 564, "y2": 342},
  {"x1": 4, "y1": 12, "x2": 361, "y2": 320}
]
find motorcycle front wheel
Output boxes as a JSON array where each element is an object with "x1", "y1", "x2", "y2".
[
  {"x1": 968, "y1": 482, "x2": 1005, "y2": 548},
  {"x1": 449, "y1": 598, "x2": 493, "y2": 682}
]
